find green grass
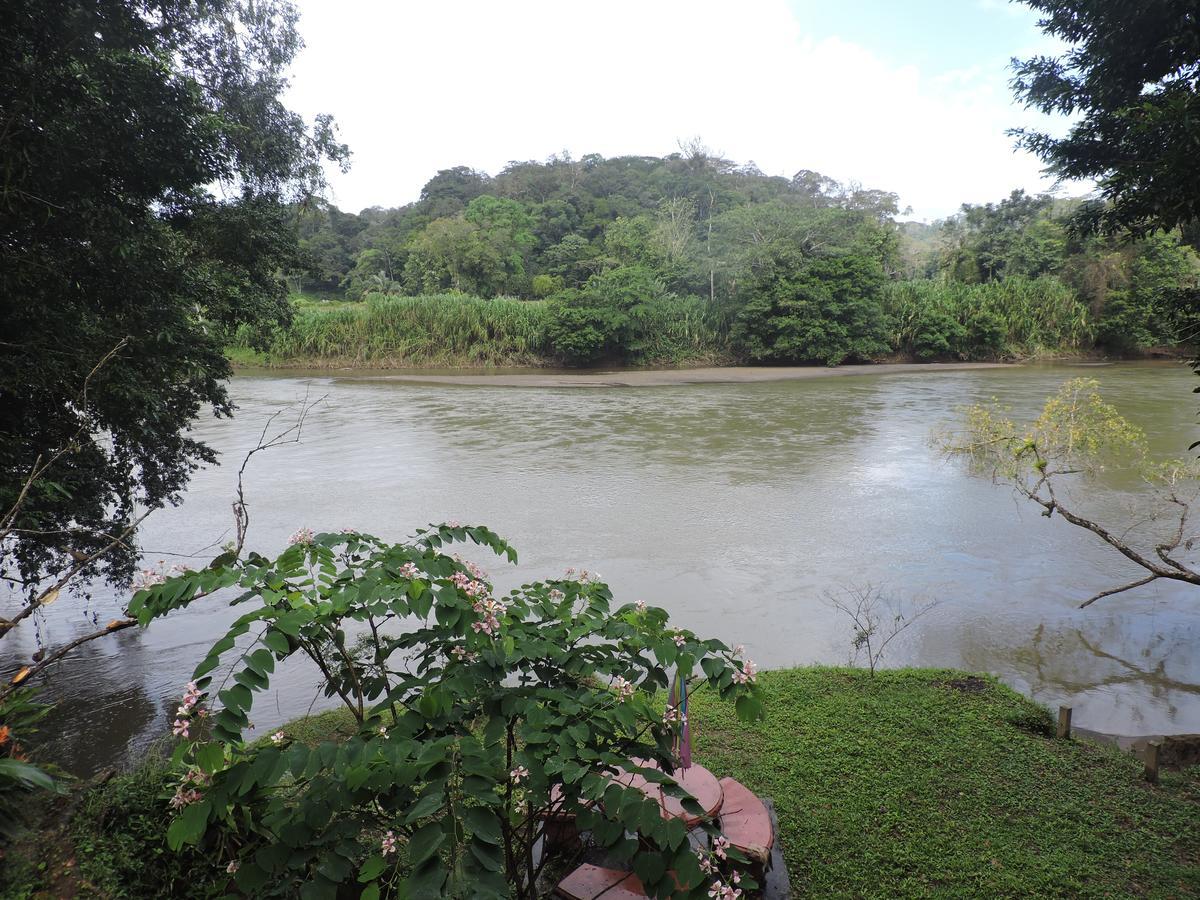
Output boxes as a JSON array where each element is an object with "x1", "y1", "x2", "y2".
[{"x1": 689, "y1": 667, "x2": 1200, "y2": 899}]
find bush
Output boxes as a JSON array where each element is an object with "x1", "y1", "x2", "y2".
[
  {"x1": 729, "y1": 251, "x2": 890, "y2": 365},
  {"x1": 130, "y1": 525, "x2": 765, "y2": 898},
  {"x1": 545, "y1": 266, "x2": 725, "y2": 366}
]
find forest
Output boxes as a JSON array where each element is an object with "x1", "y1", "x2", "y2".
[{"x1": 233, "y1": 149, "x2": 1200, "y2": 368}]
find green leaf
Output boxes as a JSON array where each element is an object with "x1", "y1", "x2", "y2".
[
  {"x1": 407, "y1": 857, "x2": 448, "y2": 900},
  {"x1": 218, "y1": 683, "x2": 253, "y2": 713},
  {"x1": 468, "y1": 836, "x2": 505, "y2": 873},
  {"x1": 736, "y1": 693, "x2": 763, "y2": 722},
  {"x1": 404, "y1": 791, "x2": 445, "y2": 824},
  {"x1": 0, "y1": 758, "x2": 56, "y2": 792},
  {"x1": 263, "y1": 630, "x2": 291, "y2": 656},
  {"x1": 633, "y1": 852, "x2": 667, "y2": 885},
  {"x1": 360, "y1": 885, "x2": 380, "y2": 900},
  {"x1": 407, "y1": 822, "x2": 445, "y2": 867},
  {"x1": 166, "y1": 799, "x2": 211, "y2": 850},
  {"x1": 248, "y1": 647, "x2": 276, "y2": 673},
  {"x1": 358, "y1": 855, "x2": 387, "y2": 883},
  {"x1": 465, "y1": 806, "x2": 502, "y2": 844},
  {"x1": 195, "y1": 742, "x2": 225, "y2": 774}
]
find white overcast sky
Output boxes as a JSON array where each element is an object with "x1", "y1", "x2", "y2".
[{"x1": 285, "y1": 0, "x2": 1081, "y2": 221}]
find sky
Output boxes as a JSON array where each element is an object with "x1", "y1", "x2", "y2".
[{"x1": 285, "y1": 0, "x2": 1083, "y2": 222}]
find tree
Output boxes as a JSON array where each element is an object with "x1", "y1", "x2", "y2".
[
  {"x1": 939, "y1": 190, "x2": 1061, "y2": 283},
  {"x1": 419, "y1": 166, "x2": 492, "y2": 217},
  {"x1": 944, "y1": 378, "x2": 1200, "y2": 607},
  {"x1": 0, "y1": 1, "x2": 346, "y2": 677},
  {"x1": 714, "y1": 203, "x2": 891, "y2": 365},
  {"x1": 1010, "y1": 0, "x2": 1200, "y2": 238}
]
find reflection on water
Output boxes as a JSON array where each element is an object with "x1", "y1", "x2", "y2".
[{"x1": 4, "y1": 361, "x2": 1200, "y2": 774}]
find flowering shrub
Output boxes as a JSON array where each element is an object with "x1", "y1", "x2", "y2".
[{"x1": 129, "y1": 524, "x2": 763, "y2": 898}]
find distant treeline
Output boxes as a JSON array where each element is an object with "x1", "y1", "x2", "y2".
[{"x1": 245, "y1": 149, "x2": 1200, "y2": 367}]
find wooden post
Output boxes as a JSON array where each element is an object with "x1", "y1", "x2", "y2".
[
  {"x1": 1144, "y1": 742, "x2": 1160, "y2": 784},
  {"x1": 1056, "y1": 706, "x2": 1072, "y2": 739}
]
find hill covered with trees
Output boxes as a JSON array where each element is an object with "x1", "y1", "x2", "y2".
[{"x1": 238, "y1": 147, "x2": 1200, "y2": 368}]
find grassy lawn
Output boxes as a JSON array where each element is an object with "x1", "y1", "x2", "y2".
[{"x1": 689, "y1": 667, "x2": 1200, "y2": 899}]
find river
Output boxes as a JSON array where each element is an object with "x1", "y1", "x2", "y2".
[{"x1": 7, "y1": 361, "x2": 1200, "y2": 775}]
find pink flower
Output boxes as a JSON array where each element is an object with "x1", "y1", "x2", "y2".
[
  {"x1": 446, "y1": 520, "x2": 462, "y2": 528},
  {"x1": 713, "y1": 836, "x2": 731, "y2": 860},
  {"x1": 510, "y1": 765, "x2": 529, "y2": 783},
  {"x1": 472, "y1": 615, "x2": 500, "y2": 636},
  {"x1": 172, "y1": 719, "x2": 190, "y2": 739},
  {"x1": 381, "y1": 830, "x2": 398, "y2": 855},
  {"x1": 549, "y1": 588, "x2": 565, "y2": 602},
  {"x1": 169, "y1": 786, "x2": 203, "y2": 809},
  {"x1": 134, "y1": 567, "x2": 166, "y2": 589},
  {"x1": 612, "y1": 676, "x2": 635, "y2": 702},
  {"x1": 270, "y1": 730, "x2": 285, "y2": 745},
  {"x1": 288, "y1": 527, "x2": 315, "y2": 546},
  {"x1": 732, "y1": 659, "x2": 758, "y2": 685},
  {"x1": 664, "y1": 706, "x2": 686, "y2": 725},
  {"x1": 399, "y1": 562, "x2": 420, "y2": 578},
  {"x1": 672, "y1": 630, "x2": 686, "y2": 648},
  {"x1": 226, "y1": 860, "x2": 240, "y2": 875},
  {"x1": 733, "y1": 644, "x2": 745, "y2": 657},
  {"x1": 635, "y1": 600, "x2": 647, "y2": 613},
  {"x1": 696, "y1": 848, "x2": 715, "y2": 874},
  {"x1": 454, "y1": 555, "x2": 488, "y2": 580},
  {"x1": 451, "y1": 645, "x2": 480, "y2": 663}
]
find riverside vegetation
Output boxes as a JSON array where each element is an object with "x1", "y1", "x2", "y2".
[
  {"x1": 4, "y1": 669, "x2": 1198, "y2": 898},
  {"x1": 226, "y1": 156, "x2": 1200, "y2": 369}
]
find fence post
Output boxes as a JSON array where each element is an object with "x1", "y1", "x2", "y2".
[
  {"x1": 1056, "y1": 706, "x2": 1072, "y2": 739},
  {"x1": 1144, "y1": 742, "x2": 1160, "y2": 784}
]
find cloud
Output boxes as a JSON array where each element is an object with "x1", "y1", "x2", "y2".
[{"x1": 287, "y1": 0, "x2": 1082, "y2": 220}]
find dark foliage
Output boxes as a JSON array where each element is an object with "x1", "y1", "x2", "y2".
[{"x1": 0, "y1": 0, "x2": 348, "y2": 590}]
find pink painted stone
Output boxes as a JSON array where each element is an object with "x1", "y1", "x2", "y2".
[
  {"x1": 717, "y1": 777, "x2": 774, "y2": 865},
  {"x1": 658, "y1": 763, "x2": 723, "y2": 827},
  {"x1": 555, "y1": 864, "x2": 648, "y2": 899}
]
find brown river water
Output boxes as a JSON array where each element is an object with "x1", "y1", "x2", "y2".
[{"x1": 5, "y1": 361, "x2": 1200, "y2": 775}]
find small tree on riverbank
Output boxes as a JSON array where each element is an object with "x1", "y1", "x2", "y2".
[
  {"x1": 131, "y1": 524, "x2": 764, "y2": 899},
  {"x1": 943, "y1": 378, "x2": 1200, "y2": 607},
  {"x1": 825, "y1": 585, "x2": 940, "y2": 675}
]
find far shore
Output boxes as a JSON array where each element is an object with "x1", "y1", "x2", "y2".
[
  {"x1": 229, "y1": 355, "x2": 1182, "y2": 387},
  {"x1": 336, "y1": 360, "x2": 1066, "y2": 388}
]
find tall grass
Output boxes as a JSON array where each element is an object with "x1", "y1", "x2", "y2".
[
  {"x1": 249, "y1": 293, "x2": 555, "y2": 367},
  {"x1": 882, "y1": 276, "x2": 1094, "y2": 359},
  {"x1": 626, "y1": 295, "x2": 730, "y2": 365}
]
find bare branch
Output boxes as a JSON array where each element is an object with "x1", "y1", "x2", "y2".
[
  {"x1": 1079, "y1": 574, "x2": 1159, "y2": 609},
  {"x1": 0, "y1": 618, "x2": 137, "y2": 705},
  {"x1": 231, "y1": 390, "x2": 326, "y2": 556}
]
